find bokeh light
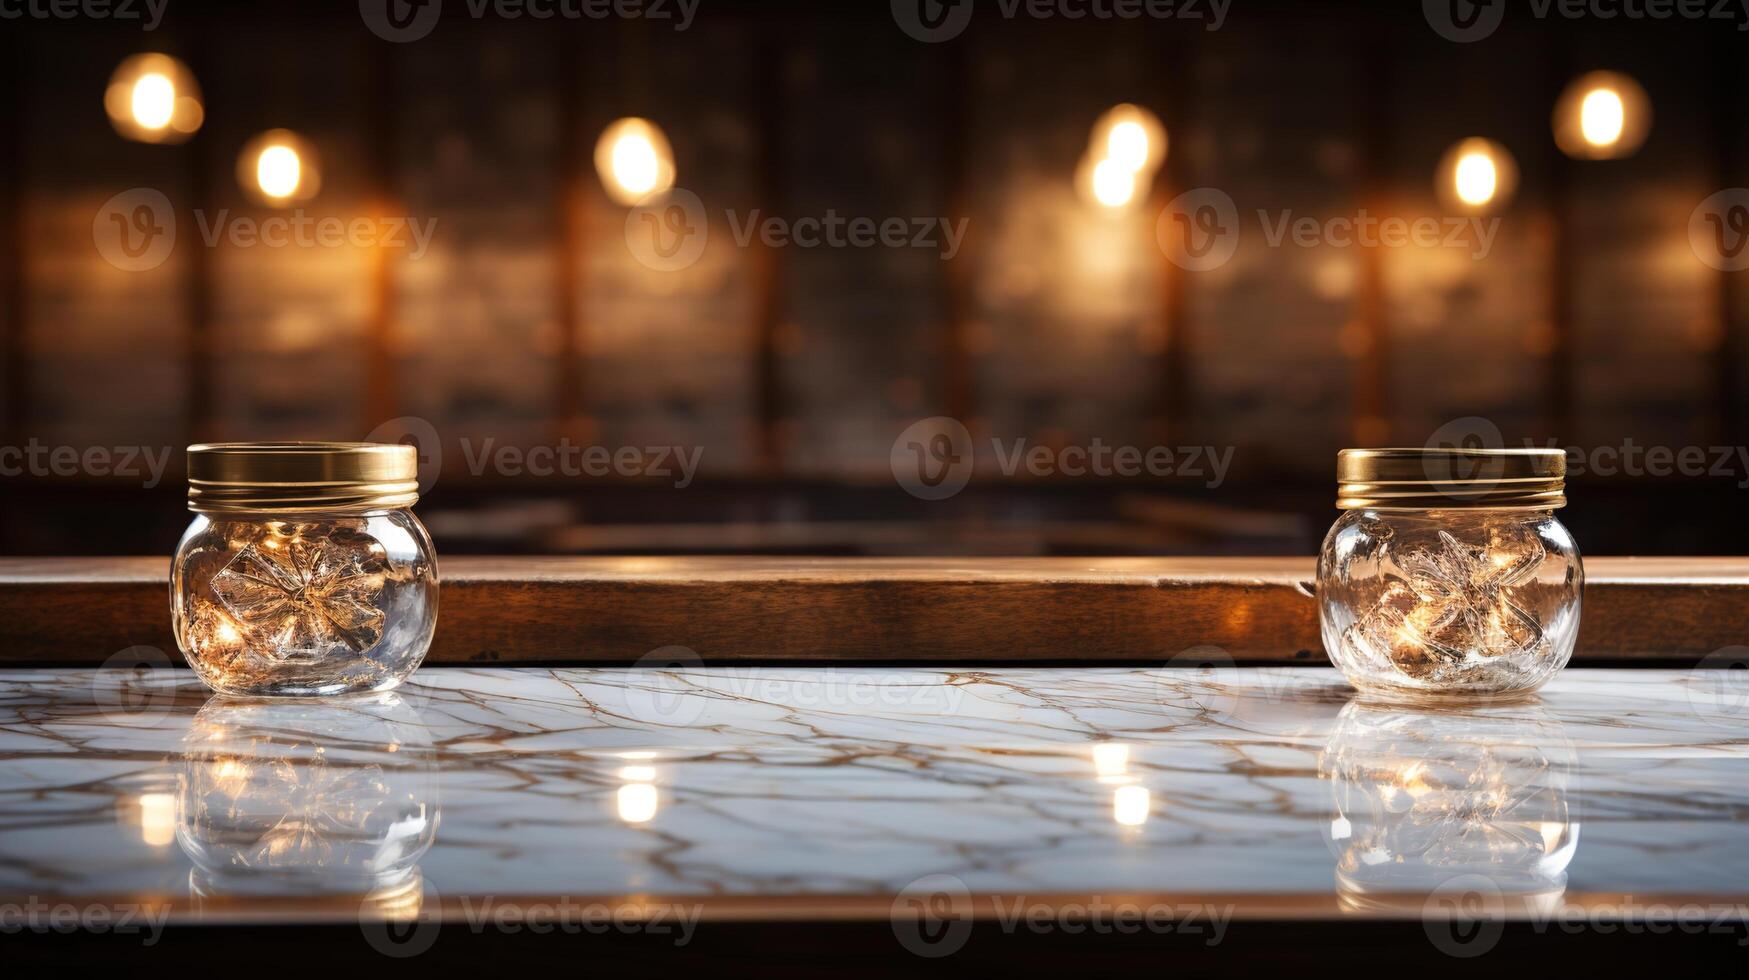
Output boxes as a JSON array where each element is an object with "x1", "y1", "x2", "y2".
[
  {"x1": 104, "y1": 53, "x2": 204, "y2": 144},
  {"x1": 1437, "y1": 137, "x2": 1518, "y2": 213},
  {"x1": 236, "y1": 130, "x2": 322, "y2": 205},
  {"x1": 594, "y1": 117, "x2": 677, "y2": 206},
  {"x1": 1554, "y1": 71, "x2": 1652, "y2": 160}
]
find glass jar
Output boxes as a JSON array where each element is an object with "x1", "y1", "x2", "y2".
[
  {"x1": 1318, "y1": 448, "x2": 1582, "y2": 700},
  {"x1": 172, "y1": 443, "x2": 438, "y2": 697}
]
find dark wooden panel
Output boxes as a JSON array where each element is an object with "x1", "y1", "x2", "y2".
[{"x1": 0, "y1": 557, "x2": 1744, "y2": 664}]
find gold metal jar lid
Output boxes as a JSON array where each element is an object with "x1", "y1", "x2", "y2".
[
  {"x1": 187, "y1": 442, "x2": 420, "y2": 514},
  {"x1": 1337, "y1": 447, "x2": 1567, "y2": 510}
]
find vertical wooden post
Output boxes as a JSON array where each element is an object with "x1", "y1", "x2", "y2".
[
  {"x1": 1544, "y1": 40, "x2": 1577, "y2": 445},
  {"x1": 362, "y1": 41, "x2": 401, "y2": 433},
  {"x1": 751, "y1": 34, "x2": 787, "y2": 475},
  {"x1": 0, "y1": 34, "x2": 26, "y2": 455},
  {"x1": 1352, "y1": 41, "x2": 1391, "y2": 448},
  {"x1": 1155, "y1": 32, "x2": 1191, "y2": 448},
  {"x1": 554, "y1": 29, "x2": 590, "y2": 443},
  {"x1": 183, "y1": 39, "x2": 215, "y2": 444},
  {"x1": 1713, "y1": 32, "x2": 1745, "y2": 448},
  {"x1": 938, "y1": 39, "x2": 975, "y2": 428}
]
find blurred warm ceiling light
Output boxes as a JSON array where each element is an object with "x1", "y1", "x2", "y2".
[
  {"x1": 105, "y1": 53, "x2": 204, "y2": 144},
  {"x1": 236, "y1": 130, "x2": 321, "y2": 206},
  {"x1": 594, "y1": 117, "x2": 676, "y2": 206},
  {"x1": 1437, "y1": 137, "x2": 1518, "y2": 213},
  {"x1": 1095, "y1": 103, "x2": 1167, "y2": 179},
  {"x1": 1553, "y1": 71, "x2": 1651, "y2": 160},
  {"x1": 1079, "y1": 103, "x2": 1167, "y2": 210},
  {"x1": 1087, "y1": 156, "x2": 1138, "y2": 208}
]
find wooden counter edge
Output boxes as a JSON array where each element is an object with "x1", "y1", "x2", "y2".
[{"x1": 0, "y1": 556, "x2": 1742, "y2": 663}]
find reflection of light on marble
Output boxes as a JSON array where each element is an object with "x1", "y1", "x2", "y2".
[
  {"x1": 139, "y1": 792, "x2": 175, "y2": 847},
  {"x1": 1112, "y1": 785, "x2": 1150, "y2": 827},
  {"x1": 619, "y1": 765, "x2": 657, "y2": 782},
  {"x1": 618, "y1": 783, "x2": 659, "y2": 824},
  {"x1": 1092, "y1": 742, "x2": 1131, "y2": 783}
]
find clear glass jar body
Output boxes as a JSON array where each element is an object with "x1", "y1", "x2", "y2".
[
  {"x1": 172, "y1": 509, "x2": 438, "y2": 697},
  {"x1": 1318, "y1": 508, "x2": 1582, "y2": 699}
]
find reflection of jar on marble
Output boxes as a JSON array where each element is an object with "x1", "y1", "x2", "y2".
[
  {"x1": 177, "y1": 694, "x2": 439, "y2": 916},
  {"x1": 1319, "y1": 700, "x2": 1578, "y2": 914}
]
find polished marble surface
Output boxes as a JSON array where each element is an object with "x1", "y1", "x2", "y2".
[{"x1": 1, "y1": 666, "x2": 1747, "y2": 923}]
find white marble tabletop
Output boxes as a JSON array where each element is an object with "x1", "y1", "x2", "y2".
[{"x1": 2, "y1": 666, "x2": 1747, "y2": 929}]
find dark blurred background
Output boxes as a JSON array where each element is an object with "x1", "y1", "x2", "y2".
[{"x1": 1, "y1": 0, "x2": 1746, "y2": 556}]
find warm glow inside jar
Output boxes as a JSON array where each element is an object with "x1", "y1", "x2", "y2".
[
  {"x1": 1318, "y1": 448, "x2": 1582, "y2": 700},
  {"x1": 172, "y1": 443, "x2": 438, "y2": 697}
]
